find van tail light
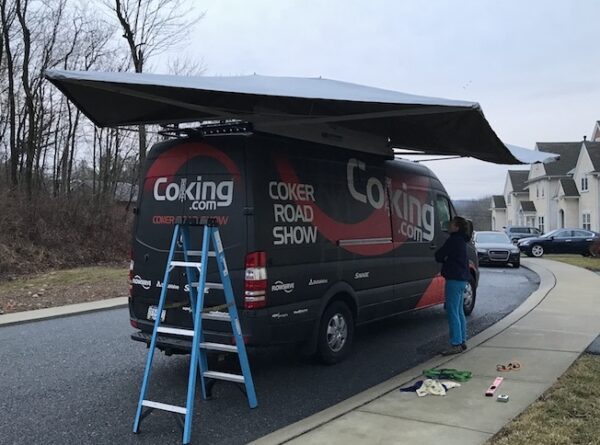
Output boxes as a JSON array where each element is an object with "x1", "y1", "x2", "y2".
[
  {"x1": 244, "y1": 251, "x2": 267, "y2": 309},
  {"x1": 128, "y1": 250, "x2": 134, "y2": 296}
]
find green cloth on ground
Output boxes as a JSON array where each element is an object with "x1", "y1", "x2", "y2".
[{"x1": 423, "y1": 368, "x2": 472, "y2": 382}]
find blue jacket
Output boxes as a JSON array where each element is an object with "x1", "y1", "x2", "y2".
[{"x1": 435, "y1": 232, "x2": 470, "y2": 281}]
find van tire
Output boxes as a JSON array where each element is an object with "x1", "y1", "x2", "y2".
[
  {"x1": 463, "y1": 277, "x2": 477, "y2": 316},
  {"x1": 317, "y1": 301, "x2": 354, "y2": 365}
]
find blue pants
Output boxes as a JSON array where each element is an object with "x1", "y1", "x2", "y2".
[{"x1": 445, "y1": 280, "x2": 467, "y2": 346}]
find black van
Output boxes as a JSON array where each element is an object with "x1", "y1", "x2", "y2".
[{"x1": 128, "y1": 127, "x2": 479, "y2": 363}]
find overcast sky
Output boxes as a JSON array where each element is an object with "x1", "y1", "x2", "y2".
[{"x1": 157, "y1": 0, "x2": 600, "y2": 199}]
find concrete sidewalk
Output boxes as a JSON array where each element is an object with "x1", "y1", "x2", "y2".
[
  {"x1": 0, "y1": 297, "x2": 128, "y2": 327},
  {"x1": 253, "y1": 259, "x2": 600, "y2": 445}
]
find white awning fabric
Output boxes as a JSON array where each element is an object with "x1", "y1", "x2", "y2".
[{"x1": 45, "y1": 69, "x2": 558, "y2": 165}]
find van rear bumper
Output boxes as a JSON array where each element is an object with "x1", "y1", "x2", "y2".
[{"x1": 130, "y1": 305, "x2": 319, "y2": 352}]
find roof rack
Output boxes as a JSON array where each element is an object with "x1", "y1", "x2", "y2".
[{"x1": 158, "y1": 120, "x2": 253, "y2": 138}]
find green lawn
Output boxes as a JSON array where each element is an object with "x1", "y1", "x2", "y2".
[
  {"x1": 488, "y1": 354, "x2": 600, "y2": 445},
  {"x1": 545, "y1": 254, "x2": 600, "y2": 272}
]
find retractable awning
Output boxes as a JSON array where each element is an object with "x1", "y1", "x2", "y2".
[{"x1": 45, "y1": 69, "x2": 558, "y2": 165}]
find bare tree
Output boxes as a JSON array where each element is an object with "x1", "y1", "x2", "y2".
[
  {"x1": 1, "y1": 0, "x2": 17, "y2": 188},
  {"x1": 108, "y1": 0, "x2": 204, "y2": 172},
  {"x1": 167, "y1": 55, "x2": 206, "y2": 76}
]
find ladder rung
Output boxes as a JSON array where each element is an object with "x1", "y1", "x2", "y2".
[
  {"x1": 192, "y1": 281, "x2": 224, "y2": 290},
  {"x1": 186, "y1": 250, "x2": 216, "y2": 257},
  {"x1": 142, "y1": 400, "x2": 187, "y2": 415},
  {"x1": 170, "y1": 261, "x2": 202, "y2": 268},
  {"x1": 157, "y1": 326, "x2": 195, "y2": 337},
  {"x1": 200, "y1": 342, "x2": 238, "y2": 353},
  {"x1": 205, "y1": 282, "x2": 224, "y2": 290},
  {"x1": 201, "y1": 312, "x2": 231, "y2": 322},
  {"x1": 203, "y1": 371, "x2": 245, "y2": 384}
]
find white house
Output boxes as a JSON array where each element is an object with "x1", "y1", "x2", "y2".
[
  {"x1": 491, "y1": 121, "x2": 600, "y2": 233},
  {"x1": 490, "y1": 195, "x2": 506, "y2": 230},
  {"x1": 572, "y1": 141, "x2": 600, "y2": 231}
]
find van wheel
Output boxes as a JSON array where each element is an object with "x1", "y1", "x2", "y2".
[
  {"x1": 317, "y1": 301, "x2": 354, "y2": 365},
  {"x1": 463, "y1": 278, "x2": 476, "y2": 316}
]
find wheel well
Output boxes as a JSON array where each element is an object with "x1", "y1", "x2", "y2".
[{"x1": 328, "y1": 292, "x2": 358, "y2": 323}]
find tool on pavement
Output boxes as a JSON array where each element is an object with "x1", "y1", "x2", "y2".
[
  {"x1": 496, "y1": 361, "x2": 521, "y2": 372},
  {"x1": 485, "y1": 377, "x2": 504, "y2": 397},
  {"x1": 423, "y1": 368, "x2": 472, "y2": 382},
  {"x1": 132, "y1": 221, "x2": 257, "y2": 444},
  {"x1": 497, "y1": 394, "x2": 510, "y2": 402}
]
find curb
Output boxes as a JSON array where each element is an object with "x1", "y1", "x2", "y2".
[
  {"x1": 0, "y1": 297, "x2": 128, "y2": 327},
  {"x1": 250, "y1": 260, "x2": 555, "y2": 445}
]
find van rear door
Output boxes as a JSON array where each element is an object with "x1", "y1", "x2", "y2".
[{"x1": 131, "y1": 138, "x2": 247, "y2": 328}]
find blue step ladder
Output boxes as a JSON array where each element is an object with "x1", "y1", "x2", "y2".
[{"x1": 133, "y1": 220, "x2": 258, "y2": 444}]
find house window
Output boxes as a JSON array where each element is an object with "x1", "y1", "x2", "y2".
[
  {"x1": 541, "y1": 187, "x2": 544, "y2": 198},
  {"x1": 538, "y1": 216, "x2": 544, "y2": 233},
  {"x1": 583, "y1": 213, "x2": 591, "y2": 230},
  {"x1": 581, "y1": 176, "x2": 589, "y2": 192},
  {"x1": 507, "y1": 194, "x2": 511, "y2": 205},
  {"x1": 536, "y1": 185, "x2": 539, "y2": 198}
]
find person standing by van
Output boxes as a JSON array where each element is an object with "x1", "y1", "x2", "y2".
[{"x1": 435, "y1": 216, "x2": 471, "y2": 355}]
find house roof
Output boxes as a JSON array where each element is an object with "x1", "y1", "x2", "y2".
[
  {"x1": 584, "y1": 141, "x2": 600, "y2": 171},
  {"x1": 492, "y1": 195, "x2": 506, "y2": 209},
  {"x1": 559, "y1": 178, "x2": 580, "y2": 197},
  {"x1": 508, "y1": 170, "x2": 529, "y2": 192},
  {"x1": 520, "y1": 201, "x2": 536, "y2": 212},
  {"x1": 536, "y1": 142, "x2": 582, "y2": 176}
]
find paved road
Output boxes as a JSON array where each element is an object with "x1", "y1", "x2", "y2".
[{"x1": 0, "y1": 267, "x2": 538, "y2": 445}]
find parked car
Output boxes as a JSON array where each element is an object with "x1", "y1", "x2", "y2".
[
  {"x1": 474, "y1": 231, "x2": 520, "y2": 267},
  {"x1": 504, "y1": 226, "x2": 541, "y2": 244},
  {"x1": 517, "y1": 229, "x2": 600, "y2": 257}
]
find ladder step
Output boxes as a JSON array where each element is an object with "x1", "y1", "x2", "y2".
[
  {"x1": 157, "y1": 326, "x2": 195, "y2": 337},
  {"x1": 142, "y1": 400, "x2": 187, "y2": 415},
  {"x1": 201, "y1": 312, "x2": 231, "y2": 322},
  {"x1": 170, "y1": 261, "x2": 202, "y2": 268},
  {"x1": 203, "y1": 370, "x2": 245, "y2": 384},
  {"x1": 189, "y1": 282, "x2": 224, "y2": 290},
  {"x1": 205, "y1": 282, "x2": 224, "y2": 290},
  {"x1": 200, "y1": 342, "x2": 238, "y2": 353},
  {"x1": 186, "y1": 250, "x2": 216, "y2": 257}
]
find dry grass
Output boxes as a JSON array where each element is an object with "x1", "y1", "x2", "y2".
[
  {"x1": 547, "y1": 254, "x2": 600, "y2": 272},
  {"x1": 0, "y1": 264, "x2": 128, "y2": 314},
  {"x1": 488, "y1": 354, "x2": 600, "y2": 445},
  {"x1": 0, "y1": 190, "x2": 132, "y2": 278}
]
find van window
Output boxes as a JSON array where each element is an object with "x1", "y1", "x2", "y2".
[{"x1": 436, "y1": 195, "x2": 452, "y2": 232}]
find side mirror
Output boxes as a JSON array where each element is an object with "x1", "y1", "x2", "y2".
[{"x1": 549, "y1": 236, "x2": 554, "y2": 240}]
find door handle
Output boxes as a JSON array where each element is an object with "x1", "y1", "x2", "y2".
[{"x1": 429, "y1": 243, "x2": 437, "y2": 250}]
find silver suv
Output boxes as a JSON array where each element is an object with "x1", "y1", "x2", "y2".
[{"x1": 505, "y1": 226, "x2": 541, "y2": 244}]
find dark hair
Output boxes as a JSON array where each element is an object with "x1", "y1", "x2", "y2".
[{"x1": 451, "y1": 216, "x2": 469, "y2": 235}]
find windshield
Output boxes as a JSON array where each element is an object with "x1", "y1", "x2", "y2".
[
  {"x1": 476, "y1": 233, "x2": 510, "y2": 244},
  {"x1": 542, "y1": 229, "x2": 560, "y2": 238}
]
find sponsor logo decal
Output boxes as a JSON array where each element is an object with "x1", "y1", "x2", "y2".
[
  {"x1": 347, "y1": 158, "x2": 434, "y2": 242},
  {"x1": 271, "y1": 313, "x2": 289, "y2": 319},
  {"x1": 144, "y1": 143, "x2": 241, "y2": 216},
  {"x1": 132, "y1": 275, "x2": 151, "y2": 290},
  {"x1": 153, "y1": 176, "x2": 234, "y2": 210},
  {"x1": 155, "y1": 280, "x2": 181, "y2": 291},
  {"x1": 271, "y1": 280, "x2": 295, "y2": 293},
  {"x1": 308, "y1": 278, "x2": 329, "y2": 286},
  {"x1": 354, "y1": 272, "x2": 370, "y2": 280}
]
